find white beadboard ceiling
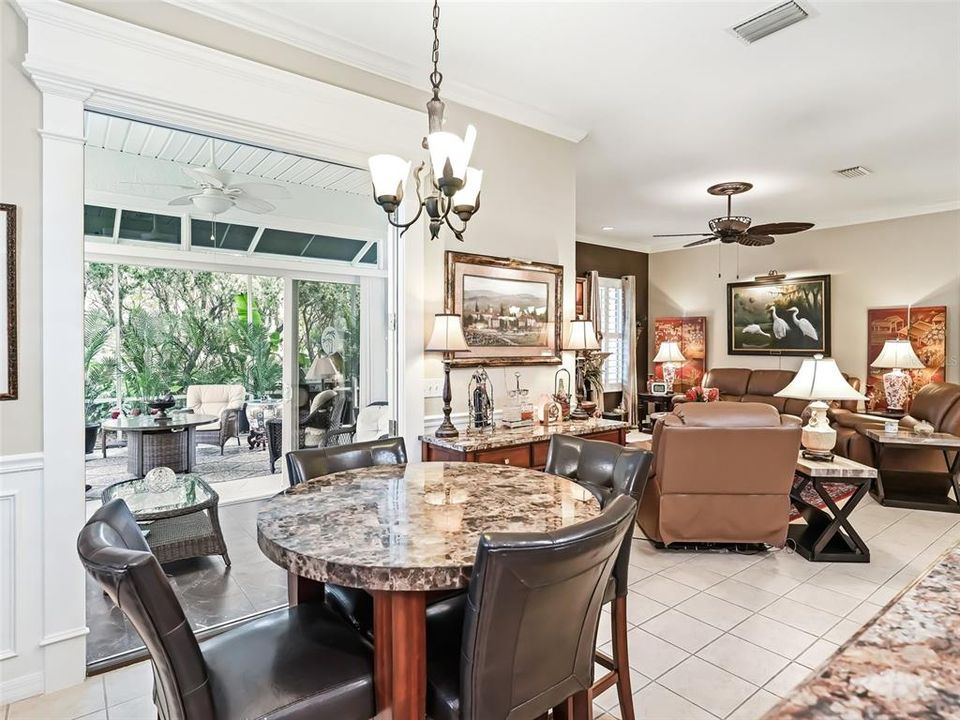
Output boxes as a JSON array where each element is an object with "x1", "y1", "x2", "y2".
[{"x1": 84, "y1": 113, "x2": 371, "y2": 195}]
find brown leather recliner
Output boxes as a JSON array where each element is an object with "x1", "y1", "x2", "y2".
[
  {"x1": 832, "y1": 382, "x2": 960, "y2": 473},
  {"x1": 673, "y1": 367, "x2": 861, "y2": 417},
  {"x1": 638, "y1": 402, "x2": 802, "y2": 547}
]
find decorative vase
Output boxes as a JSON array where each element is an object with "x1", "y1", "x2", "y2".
[{"x1": 882, "y1": 369, "x2": 912, "y2": 411}]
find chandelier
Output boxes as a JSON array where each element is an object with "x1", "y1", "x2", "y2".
[{"x1": 368, "y1": 0, "x2": 482, "y2": 242}]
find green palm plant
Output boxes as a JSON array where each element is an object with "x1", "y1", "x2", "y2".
[{"x1": 84, "y1": 310, "x2": 116, "y2": 422}]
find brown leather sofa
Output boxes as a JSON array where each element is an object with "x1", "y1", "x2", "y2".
[
  {"x1": 673, "y1": 367, "x2": 861, "y2": 417},
  {"x1": 638, "y1": 402, "x2": 802, "y2": 547},
  {"x1": 832, "y1": 382, "x2": 960, "y2": 474}
]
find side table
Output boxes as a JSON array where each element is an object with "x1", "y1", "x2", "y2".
[
  {"x1": 863, "y1": 429, "x2": 960, "y2": 513},
  {"x1": 637, "y1": 392, "x2": 673, "y2": 432},
  {"x1": 790, "y1": 454, "x2": 876, "y2": 562}
]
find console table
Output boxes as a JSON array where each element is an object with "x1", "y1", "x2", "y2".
[{"x1": 420, "y1": 418, "x2": 629, "y2": 469}]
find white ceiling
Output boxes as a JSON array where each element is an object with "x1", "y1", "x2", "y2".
[{"x1": 167, "y1": 1, "x2": 960, "y2": 252}]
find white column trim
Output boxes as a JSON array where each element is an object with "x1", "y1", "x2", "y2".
[
  {"x1": 0, "y1": 453, "x2": 44, "y2": 474},
  {"x1": 37, "y1": 627, "x2": 90, "y2": 648}
]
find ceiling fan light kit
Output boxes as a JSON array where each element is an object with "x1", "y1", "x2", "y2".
[{"x1": 368, "y1": 0, "x2": 482, "y2": 242}]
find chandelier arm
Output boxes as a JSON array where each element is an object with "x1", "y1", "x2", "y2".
[
  {"x1": 388, "y1": 201, "x2": 425, "y2": 238},
  {"x1": 444, "y1": 208, "x2": 467, "y2": 242}
]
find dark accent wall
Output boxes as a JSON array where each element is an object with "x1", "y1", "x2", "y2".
[{"x1": 575, "y1": 241, "x2": 650, "y2": 410}]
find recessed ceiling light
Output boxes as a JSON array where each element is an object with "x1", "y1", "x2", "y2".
[{"x1": 602, "y1": 226, "x2": 615, "y2": 231}]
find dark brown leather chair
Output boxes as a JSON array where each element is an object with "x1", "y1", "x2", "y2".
[
  {"x1": 544, "y1": 434, "x2": 653, "y2": 720},
  {"x1": 285, "y1": 436, "x2": 407, "y2": 487},
  {"x1": 833, "y1": 382, "x2": 960, "y2": 481},
  {"x1": 638, "y1": 402, "x2": 802, "y2": 547},
  {"x1": 425, "y1": 495, "x2": 637, "y2": 720},
  {"x1": 284, "y1": 437, "x2": 407, "y2": 635},
  {"x1": 77, "y1": 499, "x2": 375, "y2": 720}
]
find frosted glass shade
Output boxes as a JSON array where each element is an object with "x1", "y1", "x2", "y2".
[
  {"x1": 427, "y1": 124, "x2": 476, "y2": 182},
  {"x1": 452, "y1": 167, "x2": 483, "y2": 209},
  {"x1": 426, "y1": 314, "x2": 470, "y2": 353},
  {"x1": 871, "y1": 339, "x2": 925, "y2": 370},
  {"x1": 368, "y1": 154, "x2": 411, "y2": 199},
  {"x1": 305, "y1": 355, "x2": 338, "y2": 382},
  {"x1": 564, "y1": 319, "x2": 600, "y2": 351},
  {"x1": 775, "y1": 354, "x2": 867, "y2": 401},
  {"x1": 653, "y1": 341, "x2": 686, "y2": 364}
]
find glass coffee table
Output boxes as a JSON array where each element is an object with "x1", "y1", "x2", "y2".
[{"x1": 102, "y1": 473, "x2": 230, "y2": 566}]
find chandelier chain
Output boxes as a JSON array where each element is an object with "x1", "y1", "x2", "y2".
[{"x1": 430, "y1": 0, "x2": 443, "y2": 94}]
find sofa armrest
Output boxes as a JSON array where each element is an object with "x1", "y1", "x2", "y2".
[
  {"x1": 671, "y1": 394, "x2": 688, "y2": 406},
  {"x1": 830, "y1": 409, "x2": 885, "y2": 432}
]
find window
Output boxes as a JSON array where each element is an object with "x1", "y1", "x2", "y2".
[{"x1": 597, "y1": 277, "x2": 625, "y2": 391}]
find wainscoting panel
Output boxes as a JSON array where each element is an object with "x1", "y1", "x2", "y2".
[{"x1": 0, "y1": 490, "x2": 17, "y2": 660}]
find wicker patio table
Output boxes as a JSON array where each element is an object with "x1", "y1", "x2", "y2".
[
  {"x1": 100, "y1": 414, "x2": 217, "y2": 478},
  {"x1": 101, "y1": 473, "x2": 230, "y2": 566}
]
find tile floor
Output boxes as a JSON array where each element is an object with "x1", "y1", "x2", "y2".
[{"x1": 7, "y1": 489, "x2": 959, "y2": 719}]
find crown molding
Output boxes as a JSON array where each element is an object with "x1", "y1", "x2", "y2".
[{"x1": 163, "y1": 0, "x2": 588, "y2": 143}]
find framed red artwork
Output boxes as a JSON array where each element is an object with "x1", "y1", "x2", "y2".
[
  {"x1": 653, "y1": 316, "x2": 707, "y2": 392},
  {"x1": 866, "y1": 306, "x2": 946, "y2": 410}
]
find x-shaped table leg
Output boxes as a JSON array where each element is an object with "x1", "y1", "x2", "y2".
[{"x1": 812, "y1": 479, "x2": 871, "y2": 558}]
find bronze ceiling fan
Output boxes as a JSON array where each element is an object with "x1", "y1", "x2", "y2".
[{"x1": 654, "y1": 182, "x2": 814, "y2": 248}]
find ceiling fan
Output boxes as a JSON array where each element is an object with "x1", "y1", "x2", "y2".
[
  {"x1": 163, "y1": 141, "x2": 291, "y2": 215},
  {"x1": 654, "y1": 182, "x2": 814, "y2": 248}
]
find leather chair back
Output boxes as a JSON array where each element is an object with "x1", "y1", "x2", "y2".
[
  {"x1": 641, "y1": 402, "x2": 801, "y2": 546},
  {"x1": 459, "y1": 495, "x2": 637, "y2": 720},
  {"x1": 78, "y1": 500, "x2": 214, "y2": 720},
  {"x1": 286, "y1": 436, "x2": 407, "y2": 487},
  {"x1": 908, "y1": 382, "x2": 960, "y2": 432},
  {"x1": 544, "y1": 435, "x2": 653, "y2": 597}
]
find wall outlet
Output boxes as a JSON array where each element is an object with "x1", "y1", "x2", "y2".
[{"x1": 424, "y1": 378, "x2": 444, "y2": 398}]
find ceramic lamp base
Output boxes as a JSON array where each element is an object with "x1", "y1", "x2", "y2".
[
  {"x1": 662, "y1": 363, "x2": 679, "y2": 392},
  {"x1": 801, "y1": 400, "x2": 837, "y2": 456},
  {"x1": 882, "y1": 368, "x2": 912, "y2": 412}
]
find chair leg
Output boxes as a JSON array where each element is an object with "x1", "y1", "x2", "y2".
[
  {"x1": 611, "y1": 594, "x2": 635, "y2": 720},
  {"x1": 571, "y1": 690, "x2": 592, "y2": 720},
  {"x1": 553, "y1": 697, "x2": 572, "y2": 720}
]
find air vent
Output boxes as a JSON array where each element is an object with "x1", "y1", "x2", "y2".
[
  {"x1": 732, "y1": 1, "x2": 809, "y2": 43},
  {"x1": 835, "y1": 166, "x2": 872, "y2": 179}
]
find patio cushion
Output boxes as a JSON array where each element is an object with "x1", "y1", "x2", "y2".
[
  {"x1": 186, "y1": 385, "x2": 245, "y2": 431},
  {"x1": 354, "y1": 404, "x2": 391, "y2": 443}
]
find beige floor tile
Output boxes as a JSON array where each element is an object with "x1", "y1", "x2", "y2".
[
  {"x1": 8, "y1": 678, "x2": 105, "y2": 720},
  {"x1": 764, "y1": 662, "x2": 815, "y2": 697},
  {"x1": 631, "y1": 682, "x2": 718, "y2": 720},
  {"x1": 641, "y1": 609, "x2": 724, "y2": 653},
  {"x1": 593, "y1": 668, "x2": 649, "y2": 714},
  {"x1": 104, "y1": 695, "x2": 156, "y2": 720},
  {"x1": 679, "y1": 552, "x2": 767, "y2": 578},
  {"x1": 845, "y1": 601, "x2": 884, "y2": 624},
  {"x1": 784, "y1": 582, "x2": 861, "y2": 616},
  {"x1": 628, "y1": 544, "x2": 692, "y2": 573},
  {"x1": 865, "y1": 581, "x2": 903, "y2": 606},
  {"x1": 704, "y1": 579, "x2": 778, "y2": 612},
  {"x1": 659, "y1": 564, "x2": 727, "y2": 591},
  {"x1": 729, "y1": 615, "x2": 816, "y2": 659},
  {"x1": 795, "y1": 638, "x2": 840, "y2": 669},
  {"x1": 625, "y1": 627, "x2": 690, "y2": 679},
  {"x1": 752, "y1": 551, "x2": 824, "y2": 581},
  {"x1": 696, "y1": 634, "x2": 789, "y2": 686},
  {"x1": 625, "y1": 590, "x2": 669, "y2": 625},
  {"x1": 759, "y1": 596, "x2": 841, "y2": 636},
  {"x1": 659, "y1": 656, "x2": 757, "y2": 718},
  {"x1": 726, "y1": 689, "x2": 781, "y2": 720},
  {"x1": 822, "y1": 618, "x2": 862, "y2": 645},
  {"x1": 631, "y1": 575, "x2": 698, "y2": 607},
  {"x1": 805, "y1": 568, "x2": 879, "y2": 601},
  {"x1": 674, "y1": 592, "x2": 752, "y2": 631},
  {"x1": 74, "y1": 713, "x2": 106, "y2": 720},
  {"x1": 732, "y1": 564, "x2": 802, "y2": 595},
  {"x1": 104, "y1": 662, "x2": 153, "y2": 708}
]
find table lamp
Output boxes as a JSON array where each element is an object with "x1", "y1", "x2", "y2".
[
  {"x1": 870, "y1": 339, "x2": 924, "y2": 412},
  {"x1": 305, "y1": 355, "x2": 339, "y2": 385},
  {"x1": 775, "y1": 354, "x2": 867, "y2": 460},
  {"x1": 564, "y1": 318, "x2": 600, "y2": 420},
  {"x1": 426, "y1": 313, "x2": 470, "y2": 438},
  {"x1": 653, "y1": 341, "x2": 686, "y2": 392}
]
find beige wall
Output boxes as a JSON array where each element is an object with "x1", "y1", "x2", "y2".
[
  {"x1": 0, "y1": 1, "x2": 42, "y2": 455},
  {"x1": 649, "y1": 210, "x2": 960, "y2": 385}
]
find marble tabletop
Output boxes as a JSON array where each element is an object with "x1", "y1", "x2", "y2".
[
  {"x1": 766, "y1": 543, "x2": 960, "y2": 719},
  {"x1": 795, "y1": 453, "x2": 877, "y2": 479},
  {"x1": 257, "y1": 461, "x2": 601, "y2": 591},
  {"x1": 863, "y1": 428, "x2": 960, "y2": 447},
  {"x1": 419, "y1": 418, "x2": 629, "y2": 452}
]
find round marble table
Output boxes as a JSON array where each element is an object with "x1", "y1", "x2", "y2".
[{"x1": 257, "y1": 461, "x2": 601, "y2": 720}]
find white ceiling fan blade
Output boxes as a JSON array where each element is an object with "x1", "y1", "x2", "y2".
[
  {"x1": 232, "y1": 195, "x2": 275, "y2": 214},
  {"x1": 183, "y1": 165, "x2": 228, "y2": 188},
  {"x1": 228, "y1": 182, "x2": 291, "y2": 200},
  {"x1": 168, "y1": 194, "x2": 200, "y2": 206}
]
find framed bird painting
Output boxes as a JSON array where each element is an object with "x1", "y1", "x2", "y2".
[{"x1": 727, "y1": 275, "x2": 831, "y2": 356}]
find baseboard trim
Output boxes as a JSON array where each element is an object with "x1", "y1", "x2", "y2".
[{"x1": 0, "y1": 671, "x2": 44, "y2": 705}]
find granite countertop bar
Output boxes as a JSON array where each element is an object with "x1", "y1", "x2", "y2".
[
  {"x1": 257, "y1": 462, "x2": 600, "y2": 591},
  {"x1": 766, "y1": 544, "x2": 960, "y2": 719},
  {"x1": 420, "y1": 418, "x2": 629, "y2": 452}
]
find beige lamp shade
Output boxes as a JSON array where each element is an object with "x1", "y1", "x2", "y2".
[
  {"x1": 775, "y1": 354, "x2": 867, "y2": 401},
  {"x1": 426, "y1": 313, "x2": 470, "y2": 353},
  {"x1": 564, "y1": 319, "x2": 600, "y2": 351},
  {"x1": 305, "y1": 355, "x2": 338, "y2": 382},
  {"x1": 871, "y1": 339, "x2": 925, "y2": 370},
  {"x1": 652, "y1": 341, "x2": 686, "y2": 364}
]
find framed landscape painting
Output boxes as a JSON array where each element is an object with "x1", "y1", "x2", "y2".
[
  {"x1": 727, "y1": 274, "x2": 830, "y2": 356},
  {"x1": 445, "y1": 251, "x2": 563, "y2": 367},
  {"x1": 0, "y1": 204, "x2": 16, "y2": 401},
  {"x1": 866, "y1": 306, "x2": 946, "y2": 410}
]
